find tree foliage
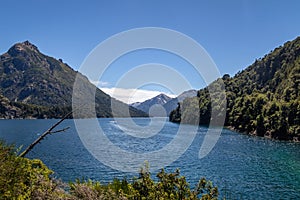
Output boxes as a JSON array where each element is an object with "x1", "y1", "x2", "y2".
[
  {"x1": 0, "y1": 142, "x2": 218, "y2": 199},
  {"x1": 170, "y1": 37, "x2": 300, "y2": 140},
  {"x1": 69, "y1": 164, "x2": 218, "y2": 200},
  {"x1": 0, "y1": 141, "x2": 68, "y2": 199}
]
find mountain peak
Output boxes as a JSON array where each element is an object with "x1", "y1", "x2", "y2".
[
  {"x1": 8, "y1": 40, "x2": 39, "y2": 56},
  {"x1": 151, "y1": 93, "x2": 172, "y2": 103},
  {"x1": 155, "y1": 93, "x2": 171, "y2": 99},
  {"x1": 0, "y1": 41, "x2": 148, "y2": 118},
  {"x1": 21, "y1": 40, "x2": 39, "y2": 50},
  {"x1": 130, "y1": 93, "x2": 172, "y2": 116}
]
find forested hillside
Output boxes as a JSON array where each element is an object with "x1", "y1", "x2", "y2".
[
  {"x1": 170, "y1": 37, "x2": 300, "y2": 141},
  {"x1": 0, "y1": 41, "x2": 147, "y2": 118}
]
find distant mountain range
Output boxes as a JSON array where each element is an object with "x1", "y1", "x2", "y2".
[
  {"x1": 0, "y1": 41, "x2": 147, "y2": 118},
  {"x1": 130, "y1": 90, "x2": 197, "y2": 117},
  {"x1": 130, "y1": 93, "x2": 172, "y2": 117},
  {"x1": 163, "y1": 90, "x2": 197, "y2": 115},
  {"x1": 170, "y1": 36, "x2": 300, "y2": 141}
]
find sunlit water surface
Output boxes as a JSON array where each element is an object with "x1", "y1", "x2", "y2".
[{"x1": 0, "y1": 118, "x2": 299, "y2": 199}]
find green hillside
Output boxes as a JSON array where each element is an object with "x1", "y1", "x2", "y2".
[
  {"x1": 0, "y1": 41, "x2": 147, "y2": 118},
  {"x1": 170, "y1": 37, "x2": 300, "y2": 141},
  {"x1": 0, "y1": 93, "x2": 72, "y2": 119}
]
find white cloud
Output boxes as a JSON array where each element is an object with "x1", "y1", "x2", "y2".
[
  {"x1": 100, "y1": 87, "x2": 176, "y2": 104},
  {"x1": 91, "y1": 81, "x2": 110, "y2": 87}
]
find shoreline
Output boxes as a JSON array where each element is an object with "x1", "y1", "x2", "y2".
[{"x1": 225, "y1": 126, "x2": 300, "y2": 143}]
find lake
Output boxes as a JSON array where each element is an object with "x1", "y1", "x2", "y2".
[{"x1": 0, "y1": 118, "x2": 299, "y2": 199}]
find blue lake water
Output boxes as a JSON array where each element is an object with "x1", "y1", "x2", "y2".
[{"x1": 0, "y1": 118, "x2": 299, "y2": 199}]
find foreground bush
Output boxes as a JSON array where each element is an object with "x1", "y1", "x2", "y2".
[
  {"x1": 0, "y1": 141, "x2": 69, "y2": 199},
  {"x1": 0, "y1": 142, "x2": 218, "y2": 199},
  {"x1": 69, "y1": 164, "x2": 218, "y2": 200}
]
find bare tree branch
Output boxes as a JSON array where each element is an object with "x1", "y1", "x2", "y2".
[
  {"x1": 49, "y1": 127, "x2": 70, "y2": 134},
  {"x1": 19, "y1": 111, "x2": 72, "y2": 157}
]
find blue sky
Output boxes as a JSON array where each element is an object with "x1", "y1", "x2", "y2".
[{"x1": 1, "y1": 0, "x2": 300, "y2": 102}]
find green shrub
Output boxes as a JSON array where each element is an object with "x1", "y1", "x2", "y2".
[
  {"x1": 69, "y1": 163, "x2": 218, "y2": 200},
  {"x1": 0, "y1": 142, "x2": 218, "y2": 199},
  {"x1": 0, "y1": 141, "x2": 68, "y2": 199}
]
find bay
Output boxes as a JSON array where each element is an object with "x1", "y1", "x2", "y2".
[{"x1": 0, "y1": 118, "x2": 299, "y2": 199}]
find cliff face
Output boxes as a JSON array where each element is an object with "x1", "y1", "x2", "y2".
[
  {"x1": 0, "y1": 41, "x2": 148, "y2": 118},
  {"x1": 170, "y1": 37, "x2": 300, "y2": 140}
]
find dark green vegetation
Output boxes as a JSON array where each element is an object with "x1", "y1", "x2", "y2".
[
  {"x1": 170, "y1": 37, "x2": 300, "y2": 141},
  {"x1": 0, "y1": 142, "x2": 218, "y2": 200},
  {"x1": 0, "y1": 41, "x2": 147, "y2": 118},
  {"x1": 0, "y1": 93, "x2": 72, "y2": 119}
]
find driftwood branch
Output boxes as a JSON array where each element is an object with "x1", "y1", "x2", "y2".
[{"x1": 19, "y1": 111, "x2": 72, "y2": 157}]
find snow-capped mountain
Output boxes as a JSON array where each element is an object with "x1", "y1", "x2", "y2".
[
  {"x1": 130, "y1": 93, "x2": 172, "y2": 116},
  {"x1": 130, "y1": 90, "x2": 197, "y2": 117}
]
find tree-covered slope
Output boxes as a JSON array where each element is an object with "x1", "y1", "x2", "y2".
[
  {"x1": 0, "y1": 41, "x2": 76, "y2": 106},
  {"x1": 170, "y1": 37, "x2": 300, "y2": 140},
  {"x1": 0, "y1": 41, "x2": 147, "y2": 118},
  {"x1": 0, "y1": 93, "x2": 71, "y2": 119}
]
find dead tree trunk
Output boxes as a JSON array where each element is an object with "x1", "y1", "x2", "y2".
[{"x1": 19, "y1": 111, "x2": 72, "y2": 157}]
